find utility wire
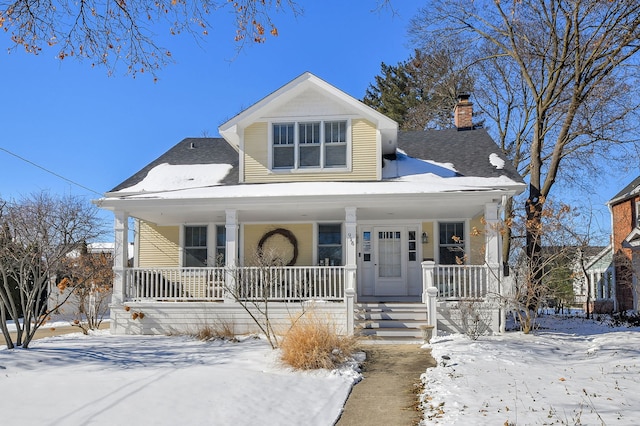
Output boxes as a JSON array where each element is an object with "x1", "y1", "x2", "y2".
[{"x1": 0, "y1": 146, "x2": 103, "y2": 196}]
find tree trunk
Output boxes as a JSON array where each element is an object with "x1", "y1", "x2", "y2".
[{"x1": 525, "y1": 183, "x2": 544, "y2": 312}]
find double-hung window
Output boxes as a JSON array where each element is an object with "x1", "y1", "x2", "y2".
[
  {"x1": 324, "y1": 121, "x2": 347, "y2": 167},
  {"x1": 318, "y1": 224, "x2": 342, "y2": 266},
  {"x1": 273, "y1": 123, "x2": 295, "y2": 168},
  {"x1": 272, "y1": 120, "x2": 347, "y2": 170},
  {"x1": 184, "y1": 226, "x2": 207, "y2": 267},
  {"x1": 215, "y1": 225, "x2": 226, "y2": 266},
  {"x1": 439, "y1": 222, "x2": 465, "y2": 265}
]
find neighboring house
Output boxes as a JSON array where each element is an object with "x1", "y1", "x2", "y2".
[
  {"x1": 48, "y1": 242, "x2": 131, "y2": 316},
  {"x1": 572, "y1": 245, "x2": 615, "y2": 313},
  {"x1": 608, "y1": 176, "x2": 640, "y2": 312},
  {"x1": 97, "y1": 72, "x2": 526, "y2": 339}
]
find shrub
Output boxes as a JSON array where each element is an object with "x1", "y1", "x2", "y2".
[
  {"x1": 609, "y1": 311, "x2": 640, "y2": 327},
  {"x1": 173, "y1": 319, "x2": 238, "y2": 342},
  {"x1": 280, "y1": 312, "x2": 358, "y2": 370}
]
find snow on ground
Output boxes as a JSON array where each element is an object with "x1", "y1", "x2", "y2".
[
  {"x1": 5, "y1": 314, "x2": 638, "y2": 425},
  {"x1": 0, "y1": 332, "x2": 361, "y2": 426},
  {"x1": 420, "y1": 314, "x2": 640, "y2": 425}
]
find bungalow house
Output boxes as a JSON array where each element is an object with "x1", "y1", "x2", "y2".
[
  {"x1": 608, "y1": 176, "x2": 640, "y2": 312},
  {"x1": 96, "y1": 72, "x2": 525, "y2": 340}
]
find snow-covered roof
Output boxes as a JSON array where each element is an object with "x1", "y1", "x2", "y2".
[
  {"x1": 107, "y1": 128, "x2": 524, "y2": 199},
  {"x1": 107, "y1": 142, "x2": 522, "y2": 200}
]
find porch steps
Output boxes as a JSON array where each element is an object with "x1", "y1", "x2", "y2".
[{"x1": 355, "y1": 303, "x2": 429, "y2": 343}]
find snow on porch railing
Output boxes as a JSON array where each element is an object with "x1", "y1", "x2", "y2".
[
  {"x1": 124, "y1": 266, "x2": 345, "y2": 302},
  {"x1": 434, "y1": 265, "x2": 494, "y2": 300}
]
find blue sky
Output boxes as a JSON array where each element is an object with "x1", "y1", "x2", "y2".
[
  {"x1": 1, "y1": 2, "x2": 421, "y2": 199},
  {"x1": 0, "y1": 1, "x2": 631, "y2": 243}
]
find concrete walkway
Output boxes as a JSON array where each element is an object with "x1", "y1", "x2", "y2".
[{"x1": 336, "y1": 344, "x2": 436, "y2": 426}]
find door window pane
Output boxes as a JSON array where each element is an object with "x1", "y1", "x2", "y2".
[{"x1": 378, "y1": 231, "x2": 401, "y2": 277}]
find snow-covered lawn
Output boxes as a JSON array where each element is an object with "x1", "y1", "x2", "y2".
[
  {"x1": 4, "y1": 314, "x2": 639, "y2": 426},
  {"x1": 0, "y1": 332, "x2": 361, "y2": 426},
  {"x1": 421, "y1": 315, "x2": 640, "y2": 425}
]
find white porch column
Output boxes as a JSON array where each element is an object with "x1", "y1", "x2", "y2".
[
  {"x1": 484, "y1": 202, "x2": 501, "y2": 267},
  {"x1": 224, "y1": 209, "x2": 238, "y2": 301},
  {"x1": 422, "y1": 261, "x2": 438, "y2": 337},
  {"x1": 112, "y1": 210, "x2": 128, "y2": 308},
  {"x1": 225, "y1": 209, "x2": 238, "y2": 269},
  {"x1": 344, "y1": 207, "x2": 357, "y2": 335},
  {"x1": 485, "y1": 201, "x2": 504, "y2": 332}
]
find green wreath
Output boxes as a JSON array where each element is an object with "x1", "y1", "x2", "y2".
[{"x1": 257, "y1": 228, "x2": 299, "y2": 266}]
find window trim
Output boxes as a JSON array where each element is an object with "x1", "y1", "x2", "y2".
[
  {"x1": 269, "y1": 118, "x2": 351, "y2": 172},
  {"x1": 317, "y1": 223, "x2": 344, "y2": 266},
  {"x1": 437, "y1": 221, "x2": 466, "y2": 265},
  {"x1": 183, "y1": 225, "x2": 208, "y2": 268},
  {"x1": 181, "y1": 224, "x2": 226, "y2": 267},
  {"x1": 215, "y1": 225, "x2": 226, "y2": 267}
]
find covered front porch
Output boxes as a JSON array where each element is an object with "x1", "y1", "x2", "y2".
[
  {"x1": 111, "y1": 261, "x2": 502, "y2": 337},
  {"x1": 105, "y1": 191, "x2": 508, "y2": 338}
]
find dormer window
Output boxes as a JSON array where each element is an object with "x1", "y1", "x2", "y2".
[{"x1": 271, "y1": 120, "x2": 348, "y2": 171}]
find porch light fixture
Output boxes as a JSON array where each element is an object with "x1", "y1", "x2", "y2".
[{"x1": 422, "y1": 232, "x2": 429, "y2": 244}]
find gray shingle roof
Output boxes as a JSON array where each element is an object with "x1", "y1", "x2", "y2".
[
  {"x1": 109, "y1": 138, "x2": 239, "y2": 192},
  {"x1": 109, "y1": 128, "x2": 523, "y2": 193},
  {"x1": 398, "y1": 128, "x2": 523, "y2": 182},
  {"x1": 609, "y1": 175, "x2": 640, "y2": 204}
]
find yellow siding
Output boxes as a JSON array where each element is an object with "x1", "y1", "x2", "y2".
[
  {"x1": 350, "y1": 119, "x2": 378, "y2": 180},
  {"x1": 421, "y1": 222, "x2": 435, "y2": 261},
  {"x1": 243, "y1": 119, "x2": 378, "y2": 183},
  {"x1": 243, "y1": 122, "x2": 268, "y2": 182},
  {"x1": 138, "y1": 221, "x2": 180, "y2": 267},
  {"x1": 243, "y1": 224, "x2": 313, "y2": 266}
]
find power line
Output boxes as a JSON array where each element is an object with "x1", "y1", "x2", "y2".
[{"x1": 0, "y1": 146, "x2": 103, "y2": 196}]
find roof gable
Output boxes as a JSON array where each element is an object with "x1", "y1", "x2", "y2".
[
  {"x1": 219, "y1": 72, "x2": 398, "y2": 152},
  {"x1": 623, "y1": 228, "x2": 640, "y2": 249}
]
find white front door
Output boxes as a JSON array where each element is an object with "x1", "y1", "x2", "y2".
[{"x1": 374, "y1": 227, "x2": 408, "y2": 296}]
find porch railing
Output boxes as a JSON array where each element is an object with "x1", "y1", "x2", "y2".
[
  {"x1": 434, "y1": 264, "x2": 495, "y2": 300},
  {"x1": 125, "y1": 266, "x2": 345, "y2": 302},
  {"x1": 577, "y1": 267, "x2": 615, "y2": 302}
]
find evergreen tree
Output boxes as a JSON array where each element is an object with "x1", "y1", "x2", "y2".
[{"x1": 363, "y1": 49, "x2": 474, "y2": 130}]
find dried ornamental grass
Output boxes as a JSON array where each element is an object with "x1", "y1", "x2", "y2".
[{"x1": 280, "y1": 312, "x2": 358, "y2": 370}]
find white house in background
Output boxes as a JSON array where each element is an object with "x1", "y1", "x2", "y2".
[
  {"x1": 572, "y1": 245, "x2": 615, "y2": 313},
  {"x1": 96, "y1": 72, "x2": 526, "y2": 340},
  {"x1": 48, "y1": 242, "x2": 132, "y2": 316}
]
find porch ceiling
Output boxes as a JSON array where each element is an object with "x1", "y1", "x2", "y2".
[{"x1": 99, "y1": 191, "x2": 506, "y2": 225}]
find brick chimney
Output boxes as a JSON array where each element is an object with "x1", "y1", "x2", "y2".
[{"x1": 454, "y1": 93, "x2": 473, "y2": 130}]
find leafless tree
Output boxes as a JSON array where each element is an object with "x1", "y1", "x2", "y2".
[
  {"x1": 0, "y1": 192, "x2": 104, "y2": 348},
  {"x1": 506, "y1": 198, "x2": 606, "y2": 332},
  {"x1": 55, "y1": 242, "x2": 113, "y2": 334},
  {"x1": 0, "y1": 0, "x2": 300, "y2": 76},
  {"x1": 411, "y1": 0, "x2": 640, "y2": 286}
]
